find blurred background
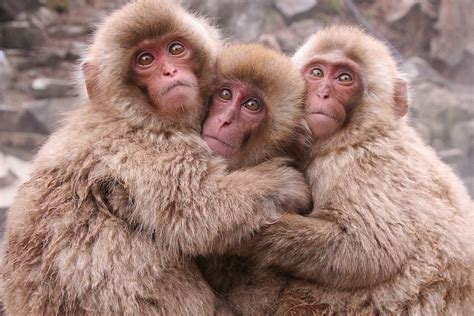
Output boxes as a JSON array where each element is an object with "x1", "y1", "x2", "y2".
[{"x1": 0, "y1": 0, "x2": 473, "y2": 234}]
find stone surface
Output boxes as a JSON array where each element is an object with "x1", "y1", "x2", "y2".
[
  {"x1": 0, "y1": 20, "x2": 43, "y2": 49},
  {"x1": 0, "y1": 50, "x2": 14, "y2": 102},
  {"x1": 275, "y1": 0, "x2": 317, "y2": 19},
  {"x1": 0, "y1": 0, "x2": 40, "y2": 22},
  {"x1": 25, "y1": 97, "x2": 78, "y2": 132},
  {"x1": 31, "y1": 77, "x2": 74, "y2": 99},
  {"x1": 0, "y1": 106, "x2": 49, "y2": 134}
]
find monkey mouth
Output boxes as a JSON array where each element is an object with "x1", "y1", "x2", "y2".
[
  {"x1": 160, "y1": 81, "x2": 193, "y2": 96},
  {"x1": 308, "y1": 111, "x2": 339, "y2": 122},
  {"x1": 203, "y1": 135, "x2": 235, "y2": 149}
]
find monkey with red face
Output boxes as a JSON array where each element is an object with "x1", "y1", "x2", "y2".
[
  {"x1": 1, "y1": 1, "x2": 311, "y2": 314},
  {"x1": 207, "y1": 26, "x2": 474, "y2": 315},
  {"x1": 197, "y1": 42, "x2": 311, "y2": 308}
]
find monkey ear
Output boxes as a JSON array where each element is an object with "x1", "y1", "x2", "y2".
[
  {"x1": 393, "y1": 79, "x2": 408, "y2": 118},
  {"x1": 81, "y1": 61, "x2": 99, "y2": 100}
]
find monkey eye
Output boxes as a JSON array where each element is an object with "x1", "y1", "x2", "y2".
[
  {"x1": 136, "y1": 52, "x2": 155, "y2": 67},
  {"x1": 310, "y1": 68, "x2": 324, "y2": 78},
  {"x1": 243, "y1": 98, "x2": 261, "y2": 112},
  {"x1": 338, "y1": 73, "x2": 353, "y2": 82},
  {"x1": 169, "y1": 42, "x2": 186, "y2": 55},
  {"x1": 218, "y1": 88, "x2": 232, "y2": 101}
]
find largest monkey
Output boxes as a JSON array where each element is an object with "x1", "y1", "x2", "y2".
[
  {"x1": 208, "y1": 26, "x2": 474, "y2": 315},
  {"x1": 1, "y1": 1, "x2": 310, "y2": 314}
]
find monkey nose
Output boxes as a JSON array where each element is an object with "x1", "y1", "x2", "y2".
[
  {"x1": 161, "y1": 62, "x2": 178, "y2": 76},
  {"x1": 219, "y1": 109, "x2": 235, "y2": 126},
  {"x1": 317, "y1": 88, "x2": 330, "y2": 99}
]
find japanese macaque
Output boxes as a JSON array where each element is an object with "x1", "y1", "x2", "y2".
[
  {"x1": 1, "y1": 1, "x2": 311, "y2": 315},
  {"x1": 197, "y1": 42, "x2": 308, "y2": 298},
  {"x1": 202, "y1": 43, "x2": 307, "y2": 171},
  {"x1": 218, "y1": 25, "x2": 474, "y2": 315}
]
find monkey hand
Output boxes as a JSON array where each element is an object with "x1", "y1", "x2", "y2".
[{"x1": 253, "y1": 158, "x2": 312, "y2": 221}]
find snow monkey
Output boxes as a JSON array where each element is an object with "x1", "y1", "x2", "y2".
[
  {"x1": 207, "y1": 26, "x2": 474, "y2": 315},
  {"x1": 1, "y1": 1, "x2": 311, "y2": 314},
  {"x1": 197, "y1": 42, "x2": 309, "y2": 298}
]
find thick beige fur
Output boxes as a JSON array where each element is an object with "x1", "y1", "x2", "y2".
[
  {"x1": 1, "y1": 1, "x2": 310, "y2": 314},
  {"x1": 216, "y1": 26, "x2": 474, "y2": 315}
]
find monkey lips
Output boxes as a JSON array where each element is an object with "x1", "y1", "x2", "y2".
[{"x1": 203, "y1": 134, "x2": 237, "y2": 159}]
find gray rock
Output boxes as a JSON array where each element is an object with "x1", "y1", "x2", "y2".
[
  {"x1": 450, "y1": 120, "x2": 474, "y2": 153},
  {"x1": 0, "y1": 50, "x2": 14, "y2": 102},
  {"x1": 0, "y1": 0, "x2": 40, "y2": 22},
  {"x1": 30, "y1": 6, "x2": 58, "y2": 29},
  {"x1": 0, "y1": 106, "x2": 49, "y2": 134},
  {"x1": 439, "y1": 148, "x2": 463, "y2": 167},
  {"x1": 462, "y1": 177, "x2": 474, "y2": 198},
  {"x1": 25, "y1": 97, "x2": 77, "y2": 133},
  {"x1": 257, "y1": 34, "x2": 281, "y2": 51},
  {"x1": 49, "y1": 24, "x2": 89, "y2": 37},
  {"x1": 402, "y1": 57, "x2": 447, "y2": 86},
  {"x1": 275, "y1": 0, "x2": 317, "y2": 19},
  {"x1": 31, "y1": 77, "x2": 74, "y2": 99},
  {"x1": 0, "y1": 20, "x2": 43, "y2": 50}
]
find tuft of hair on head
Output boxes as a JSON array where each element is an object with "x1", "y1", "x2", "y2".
[{"x1": 216, "y1": 42, "x2": 306, "y2": 167}]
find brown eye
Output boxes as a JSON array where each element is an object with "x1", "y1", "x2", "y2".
[
  {"x1": 243, "y1": 99, "x2": 261, "y2": 112},
  {"x1": 338, "y1": 73, "x2": 353, "y2": 82},
  {"x1": 137, "y1": 52, "x2": 155, "y2": 66},
  {"x1": 218, "y1": 88, "x2": 232, "y2": 101},
  {"x1": 169, "y1": 42, "x2": 185, "y2": 55},
  {"x1": 310, "y1": 68, "x2": 324, "y2": 78}
]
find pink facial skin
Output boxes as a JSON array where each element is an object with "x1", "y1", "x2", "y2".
[
  {"x1": 202, "y1": 81, "x2": 268, "y2": 168},
  {"x1": 131, "y1": 36, "x2": 199, "y2": 109},
  {"x1": 303, "y1": 51, "x2": 364, "y2": 139}
]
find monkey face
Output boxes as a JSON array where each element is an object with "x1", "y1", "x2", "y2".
[
  {"x1": 202, "y1": 80, "x2": 268, "y2": 168},
  {"x1": 303, "y1": 51, "x2": 363, "y2": 139},
  {"x1": 131, "y1": 36, "x2": 200, "y2": 114}
]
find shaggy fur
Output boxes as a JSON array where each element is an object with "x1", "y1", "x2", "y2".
[
  {"x1": 1, "y1": 1, "x2": 310, "y2": 314},
  {"x1": 197, "y1": 43, "x2": 308, "y2": 300},
  {"x1": 214, "y1": 26, "x2": 474, "y2": 315}
]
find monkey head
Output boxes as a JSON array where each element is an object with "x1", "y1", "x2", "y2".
[
  {"x1": 292, "y1": 26, "x2": 408, "y2": 143},
  {"x1": 80, "y1": 0, "x2": 221, "y2": 130},
  {"x1": 202, "y1": 43, "x2": 306, "y2": 170}
]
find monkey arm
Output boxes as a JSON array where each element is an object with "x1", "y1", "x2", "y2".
[
  {"x1": 104, "y1": 143, "x2": 310, "y2": 257},
  {"x1": 244, "y1": 209, "x2": 411, "y2": 289}
]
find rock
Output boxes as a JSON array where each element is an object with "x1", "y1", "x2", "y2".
[
  {"x1": 257, "y1": 34, "x2": 281, "y2": 51},
  {"x1": 0, "y1": 0, "x2": 40, "y2": 22},
  {"x1": 184, "y1": 0, "x2": 272, "y2": 40},
  {"x1": 0, "y1": 152, "x2": 32, "y2": 216},
  {"x1": 439, "y1": 148, "x2": 463, "y2": 167},
  {"x1": 49, "y1": 24, "x2": 89, "y2": 37},
  {"x1": 276, "y1": 19, "x2": 322, "y2": 53},
  {"x1": 275, "y1": 0, "x2": 317, "y2": 19},
  {"x1": 0, "y1": 106, "x2": 49, "y2": 134},
  {"x1": 31, "y1": 77, "x2": 74, "y2": 99},
  {"x1": 25, "y1": 97, "x2": 77, "y2": 132},
  {"x1": 30, "y1": 6, "x2": 58, "y2": 29},
  {"x1": 464, "y1": 178, "x2": 474, "y2": 198},
  {"x1": 0, "y1": 50, "x2": 14, "y2": 102},
  {"x1": 450, "y1": 120, "x2": 474, "y2": 153},
  {"x1": 288, "y1": 19, "x2": 322, "y2": 41},
  {"x1": 401, "y1": 57, "x2": 447, "y2": 86},
  {"x1": 0, "y1": 20, "x2": 43, "y2": 50},
  {"x1": 430, "y1": 0, "x2": 465, "y2": 67}
]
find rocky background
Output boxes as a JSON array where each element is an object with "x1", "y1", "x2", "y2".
[{"x1": 0, "y1": 0, "x2": 473, "y2": 236}]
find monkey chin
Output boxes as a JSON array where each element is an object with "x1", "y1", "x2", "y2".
[
  {"x1": 306, "y1": 113, "x2": 341, "y2": 139},
  {"x1": 204, "y1": 135, "x2": 237, "y2": 159}
]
